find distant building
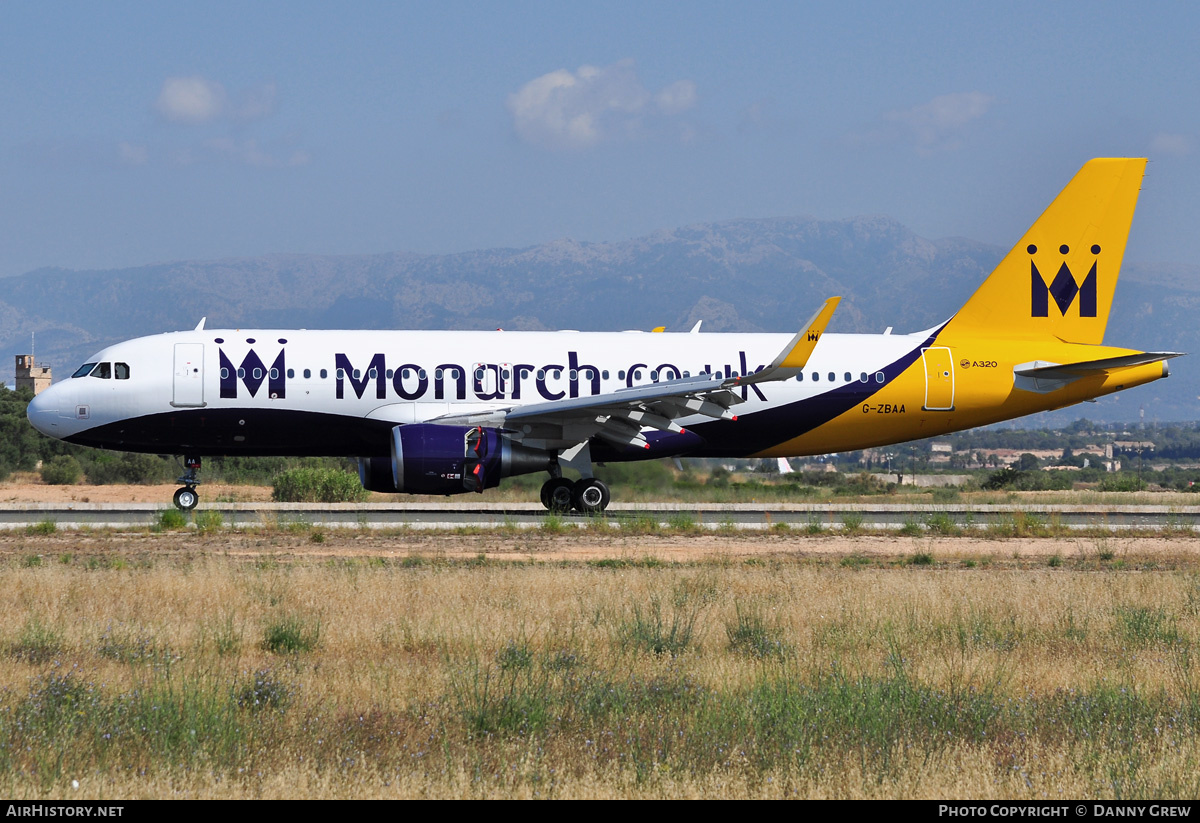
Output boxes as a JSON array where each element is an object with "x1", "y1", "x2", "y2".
[{"x1": 14, "y1": 355, "x2": 51, "y2": 395}]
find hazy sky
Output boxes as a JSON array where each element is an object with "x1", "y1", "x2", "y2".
[{"x1": 2, "y1": 1, "x2": 1198, "y2": 277}]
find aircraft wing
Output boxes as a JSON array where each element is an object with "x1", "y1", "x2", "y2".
[{"x1": 429, "y1": 297, "x2": 840, "y2": 450}]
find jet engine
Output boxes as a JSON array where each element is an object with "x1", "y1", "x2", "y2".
[{"x1": 357, "y1": 424, "x2": 552, "y2": 495}]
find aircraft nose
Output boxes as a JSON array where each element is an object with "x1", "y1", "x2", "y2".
[{"x1": 26, "y1": 384, "x2": 64, "y2": 437}]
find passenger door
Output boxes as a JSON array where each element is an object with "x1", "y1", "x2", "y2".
[{"x1": 172, "y1": 343, "x2": 205, "y2": 407}]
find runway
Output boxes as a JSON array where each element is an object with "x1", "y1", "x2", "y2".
[{"x1": 0, "y1": 501, "x2": 1196, "y2": 531}]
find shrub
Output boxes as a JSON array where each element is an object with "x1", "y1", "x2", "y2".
[
  {"x1": 194, "y1": 510, "x2": 223, "y2": 535},
  {"x1": 156, "y1": 509, "x2": 187, "y2": 531},
  {"x1": 726, "y1": 602, "x2": 789, "y2": 659},
  {"x1": 272, "y1": 468, "x2": 369, "y2": 503},
  {"x1": 41, "y1": 455, "x2": 82, "y2": 485},
  {"x1": 261, "y1": 615, "x2": 321, "y2": 654}
]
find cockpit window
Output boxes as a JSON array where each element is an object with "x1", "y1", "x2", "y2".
[
  {"x1": 114, "y1": 363, "x2": 130, "y2": 380},
  {"x1": 90, "y1": 362, "x2": 112, "y2": 379},
  {"x1": 72, "y1": 363, "x2": 98, "y2": 378}
]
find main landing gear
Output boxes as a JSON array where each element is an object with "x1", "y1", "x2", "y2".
[
  {"x1": 173, "y1": 456, "x2": 201, "y2": 511},
  {"x1": 539, "y1": 477, "x2": 611, "y2": 514},
  {"x1": 539, "y1": 441, "x2": 611, "y2": 514}
]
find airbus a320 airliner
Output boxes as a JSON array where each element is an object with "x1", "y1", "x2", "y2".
[{"x1": 27, "y1": 159, "x2": 1180, "y2": 512}]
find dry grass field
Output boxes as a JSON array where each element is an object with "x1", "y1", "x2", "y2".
[{"x1": 0, "y1": 524, "x2": 1199, "y2": 799}]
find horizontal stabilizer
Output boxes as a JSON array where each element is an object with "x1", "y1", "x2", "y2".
[{"x1": 1014, "y1": 352, "x2": 1183, "y2": 381}]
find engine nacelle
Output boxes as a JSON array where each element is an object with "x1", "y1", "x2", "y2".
[{"x1": 357, "y1": 424, "x2": 552, "y2": 495}]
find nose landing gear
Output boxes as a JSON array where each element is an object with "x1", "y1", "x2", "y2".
[{"x1": 173, "y1": 456, "x2": 201, "y2": 511}]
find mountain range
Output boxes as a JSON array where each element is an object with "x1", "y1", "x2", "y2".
[{"x1": 3, "y1": 216, "x2": 1196, "y2": 423}]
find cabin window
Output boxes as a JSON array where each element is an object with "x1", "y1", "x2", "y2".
[
  {"x1": 602, "y1": 370, "x2": 610, "y2": 380},
  {"x1": 475, "y1": 368, "x2": 484, "y2": 381},
  {"x1": 552, "y1": 369, "x2": 562, "y2": 380},
  {"x1": 303, "y1": 369, "x2": 311, "y2": 379},
  {"x1": 860, "y1": 372, "x2": 868, "y2": 383},
  {"x1": 353, "y1": 369, "x2": 360, "y2": 379},
  {"x1": 634, "y1": 370, "x2": 642, "y2": 380},
  {"x1": 270, "y1": 368, "x2": 279, "y2": 380},
  {"x1": 502, "y1": 369, "x2": 511, "y2": 380},
  {"x1": 419, "y1": 369, "x2": 427, "y2": 380},
  {"x1": 72, "y1": 363, "x2": 97, "y2": 378},
  {"x1": 403, "y1": 368, "x2": 412, "y2": 379},
  {"x1": 618, "y1": 370, "x2": 625, "y2": 380},
  {"x1": 90, "y1": 362, "x2": 111, "y2": 379},
  {"x1": 287, "y1": 368, "x2": 295, "y2": 378},
  {"x1": 220, "y1": 367, "x2": 230, "y2": 380},
  {"x1": 876, "y1": 372, "x2": 885, "y2": 383},
  {"x1": 435, "y1": 369, "x2": 443, "y2": 380},
  {"x1": 320, "y1": 369, "x2": 328, "y2": 379},
  {"x1": 811, "y1": 372, "x2": 819, "y2": 382},
  {"x1": 650, "y1": 370, "x2": 658, "y2": 381},
  {"x1": 682, "y1": 370, "x2": 690, "y2": 377},
  {"x1": 569, "y1": 369, "x2": 578, "y2": 380},
  {"x1": 844, "y1": 372, "x2": 852, "y2": 382},
  {"x1": 797, "y1": 373, "x2": 803, "y2": 382},
  {"x1": 114, "y1": 363, "x2": 130, "y2": 380},
  {"x1": 238, "y1": 368, "x2": 246, "y2": 379},
  {"x1": 253, "y1": 368, "x2": 263, "y2": 380},
  {"x1": 828, "y1": 372, "x2": 835, "y2": 382},
  {"x1": 336, "y1": 369, "x2": 344, "y2": 379}
]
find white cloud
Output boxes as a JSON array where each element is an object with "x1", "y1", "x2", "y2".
[
  {"x1": 156, "y1": 76, "x2": 227, "y2": 124},
  {"x1": 149, "y1": 76, "x2": 305, "y2": 167},
  {"x1": 507, "y1": 59, "x2": 697, "y2": 150},
  {"x1": 1150, "y1": 132, "x2": 1193, "y2": 157},
  {"x1": 155, "y1": 76, "x2": 277, "y2": 124},
  {"x1": 194, "y1": 137, "x2": 310, "y2": 168},
  {"x1": 656, "y1": 80, "x2": 697, "y2": 115},
  {"x1": 877, "y1": 91, "x2": 996, "y2": 154}
]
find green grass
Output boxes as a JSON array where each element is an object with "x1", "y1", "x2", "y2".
[
  {"x1": 261, "y1": 615, "x2": 322, "y2": 654},
  {"x1": 840, "y1": 512, "x2": 865, "y2": 535},
  {"x1": 925, "y1": 512, "x2": 961, "y2": 536},
  {"x1": 194, "y1": 510, "x2": 223, "y2": 535},
  {"x1": 725, "y1": 602, "x2": 790, "y2": 659},
  {"x1": 155, "y1": 509, "x2": 187, "y2": 531},
  {"x1": 25, "y1": 520, "x2": 56, "y2": 536},
  {"x1": 620, "y1": 596, "x2": 704, "y2": 656},
  {"x1": 7, "y1": 619, "x2": 64, "y2": 664}
]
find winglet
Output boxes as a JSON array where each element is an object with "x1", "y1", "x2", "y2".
[
  {"x1": 194, "y1": 317, "x2": 207, "y2": 331},
  {"x1": 735, "y1": 297, "x2": 840, "y2": 388},
  {"x1": 775, "y1": 296, "x2": 840, "y2": 369}
]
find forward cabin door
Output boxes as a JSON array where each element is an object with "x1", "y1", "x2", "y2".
[
  {"x1": 921, "y1": 347, "x2": 954, "y2": 411},
  {"x1": 172, "y1": 343, "x2": 206, "y2": 407}
]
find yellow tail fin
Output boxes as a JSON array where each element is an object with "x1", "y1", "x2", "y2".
[{"x1": 942, "y1": 158, "x2": 1146, "y2": 344}]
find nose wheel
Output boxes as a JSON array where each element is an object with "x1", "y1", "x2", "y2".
[{"x1": 173, "y1": 456, "x2": 201, "y2": 511}]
